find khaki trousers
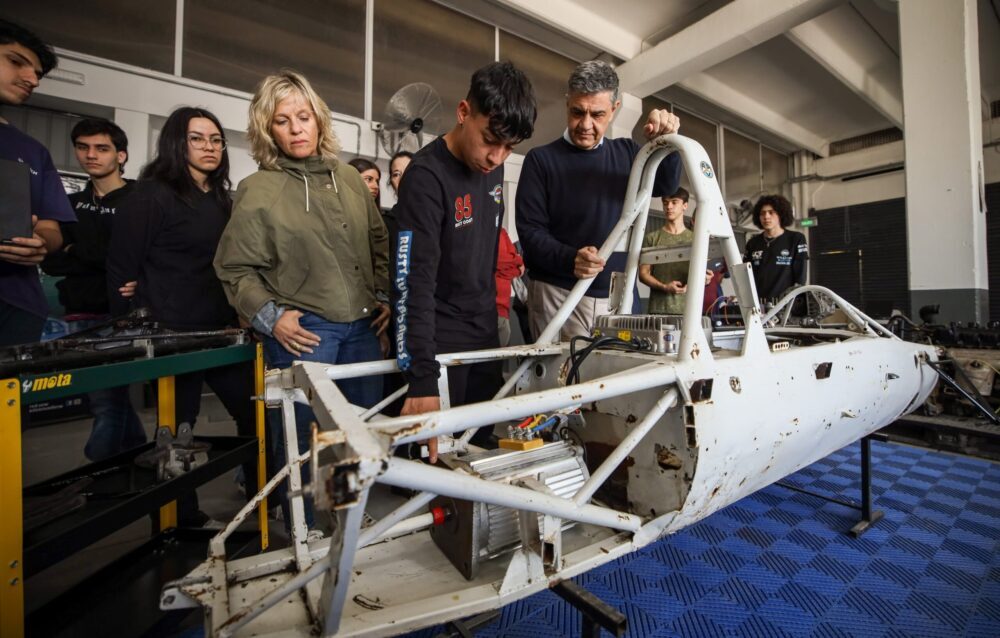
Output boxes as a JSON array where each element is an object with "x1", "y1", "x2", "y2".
[{"x1": 527, "y1": 279, "x2": 610, "y2": 343}]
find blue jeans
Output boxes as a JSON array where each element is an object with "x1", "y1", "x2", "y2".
[
  {"x1": 264, "y1": 314, "x2": 383, "y2": 528},
  {"x1": 85, "y1": 385, "x2": 147, "y2": 461},
  {"x1": 57, "y1": 316, "x2": 146, "y2": 461}
]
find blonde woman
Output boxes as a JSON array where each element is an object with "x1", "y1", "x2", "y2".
[{"x1": 214, "y1": 70, "x2": 389, "y2": 524}]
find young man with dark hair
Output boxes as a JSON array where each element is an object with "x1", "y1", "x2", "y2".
[
  {"x1": 639, "y1": 187, "x2": 711, "y2": 315},
  {"x1": 392, "y1": 61, "x2": 536, "y2": 462},
  {"x1": 42, "y1": 117, "x2": 145, "y2": 460},
  {"x1": 0, "y1": 20, "x2": 74, "y2": 346},
  {"x1": 743, "y1": 194, "x2": 808, "y2": 304}
]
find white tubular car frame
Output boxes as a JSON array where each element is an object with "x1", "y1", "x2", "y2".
[{"x1": 161, "y1": 135, "x2": 939, "y2": 637}]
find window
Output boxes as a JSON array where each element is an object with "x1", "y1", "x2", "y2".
[
  {"x1": 498, "y1": 32, "x2": 577, "y2": 152},
  {"x1": 761, "y1": 145, "x2": 789, "y2": 196},
  {"x1": 723, "y1": 128, "x2": 761, "y2": 202},
  {"x1": 673, "y1": 107, "x2": 719, "y2": 177},
  {"x1": 631, "y1": 96, "x2": 671, "y2": 146},
  {"x1": 183, "y1": 0, "x2": 366, "y2": 118},
  {"x1": 2, "y1": 1, "x2": 175, "y2": 73},
  {"x1": 373, "y1": 0, "x2": 494, "y2": 136}
]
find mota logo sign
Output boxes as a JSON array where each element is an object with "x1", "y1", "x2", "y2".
[{"x1": 22, "y1": 373, "x2": 73, "y2": 394}]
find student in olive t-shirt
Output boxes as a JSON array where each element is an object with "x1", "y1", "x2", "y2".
[{"x1": 639, "y1": 188, "x2": 714, "y2": 315}]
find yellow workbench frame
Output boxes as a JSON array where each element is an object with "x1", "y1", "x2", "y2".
[{"x1": 0, "y1": 343, "x2": 267, "y2": 638}]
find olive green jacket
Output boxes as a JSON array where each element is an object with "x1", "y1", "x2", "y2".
[{"x1": 214, "y1": 156, "x2": 389, "y2": 325}]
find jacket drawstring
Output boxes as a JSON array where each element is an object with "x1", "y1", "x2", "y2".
[
  {"x1": 301, "y1": 173, "x2": 310, "y2": 212},
  {"x1": 296, "y1": 168, "x2": 336, "y2": 213}
]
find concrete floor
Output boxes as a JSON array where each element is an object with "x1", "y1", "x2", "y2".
[{"x1": 21, "y1": 386, "x2": 256, "y2": 617}]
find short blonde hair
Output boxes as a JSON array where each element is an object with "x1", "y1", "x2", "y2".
[{"x1": 247, "y1": 69, "x2": 340, "y2": 169}]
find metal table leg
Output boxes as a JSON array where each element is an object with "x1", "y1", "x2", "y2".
[
  {"x1": 849, "y1": 434, "x2": 884, "y2": 537},
  {"x1": 1, "y1": 377, "x2": 24, "y2": 638},
  {"x1": 553, "y1": 579, "x2": 627, "y2": 637}
]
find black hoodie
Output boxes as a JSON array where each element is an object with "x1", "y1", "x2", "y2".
[
  {"x1": 107, "y1": 180, "x2": 236, "y2": 331},
  {"x1": 41, "y1": 180, "x2": 135, "y2": 314},
  {"x1": 391, "y1": 137, "x2": 503, "y2": 397}
]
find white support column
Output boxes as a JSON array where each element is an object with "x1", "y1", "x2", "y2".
[
  {"x1": 610, "y1": 92, "x2": 642, "y2": 142},
  {"x1": 900, "y1": 0, "x2": 986, "y2": 322},
  {"x1": 113, "y1": 108, "x2": 150, "y2": 180}
]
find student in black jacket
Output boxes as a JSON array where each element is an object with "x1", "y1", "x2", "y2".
[
  {"x1": 42, "y1": 117, "x2": 145, "y2": 460},
  {"x1": 108, "y1": 107, "x2": 254, "y2": 528},
  {"x1": 392, "y1": 61, "x2": 536, "y2": 462},
  {"x1": 743, "y1": 194, "x2": 808, "y2": 306}
]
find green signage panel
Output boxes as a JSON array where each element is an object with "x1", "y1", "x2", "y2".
[{"x1": 17, "y1": 344, "x2": 256, "y2": 404}]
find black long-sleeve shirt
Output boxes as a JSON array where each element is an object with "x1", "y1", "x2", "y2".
[
  {"x1": 515, "y1": 136, "x2": 680, "y2": 298},
  {"x1": 743, "y1": 230, "x2": 808, "y2": 302},
  {"x1": 42, "y1": 180, "x2": 135, "y2": 314},
  {"x1": 107, "y1": 180, "x2": 236, "y2": 330},
  {"x1": 391, "y1": 137, "x2": 502, "y2": 397}
]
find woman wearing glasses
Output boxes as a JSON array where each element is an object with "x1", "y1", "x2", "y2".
[
  {"x1": 214, "y1": 70, "x2": 388, "y2": 529},
  {"x1": 108, "y1": 106, "x2": 254, "y2": 528}
]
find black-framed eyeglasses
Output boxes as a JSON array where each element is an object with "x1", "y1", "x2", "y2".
[{"x1": 187, "y1": 134, "x2": 227, "y2": 151}]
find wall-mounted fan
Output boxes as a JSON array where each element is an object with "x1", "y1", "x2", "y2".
[{"x1": 377, "y1": 82, "x2": 443, "y2": 156}]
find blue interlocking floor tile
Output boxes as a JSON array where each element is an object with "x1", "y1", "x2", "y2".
[
  {"x1": 904, "y1": 589, "x2": 969, "y2": 630},
  {"x1": 688, "y1": 520, "x2": 731, "y2": 545},
  {"x1": 866, "y1": 556, "x2": 921, "y2": 589},
  {"x1": 765, "y1": 506, "x2": 810, "y2": 529},
  {"x1": 700, "y1": 545, "x2": 748, "y2": 575},
  {"x1": 775, "y1": 581, "x2": 836, "y2": 618},
  {"x1": 934, "y1": 539, "x2": 993, "y2": 580},
  {"x1": 689, "y1": 591, "x2": 750, "y2": 633},
  {"x1": 735, "y1": 612, "x2": 798, "y2": 638},
  {"x1": 403, "y1": 442, "x2": 1000, "y2": 638},
  {"x1": 807, "y1": 621, "x2": 856, "y2": 638},
  {"x1": 756, "y1": 596, "x2": 822, "y2": 636},
  {"x1": 952, "y1": 517, "x2": 1000, "y2": 541},
  {"x1": 716, "y1": 574, "x2": 770, "y2": 610},
  {"x1": 717, "y1": 503, "x2": 761, "y2": 525},
  {"x1": 807, "y1": 552, "x2": 861, "y2": 584},
  {"x1": 735, "y1": 561, "x2": 790, "y2": 594},
  {"x1": 966, "y1": 615, "x2": 1000, "y2": 638},
  {"x1": 648, "y1": 542, "x2": 694, "y2": 571},
  {"x1": 851, "y1": 568, "x2": 910, "y2": 603},
  {"x1": 916, "y1": 572, "x2": 979, "y2": 609},
  {"x1": 972, "y1": 595, "x2": 1000, "y2": 622},
  {"x1": 670, "y1": 608, "x2": 734, "y2": 637},
  {"x1": 666, "y1": 530, "x2": 712, "y2": 556}
]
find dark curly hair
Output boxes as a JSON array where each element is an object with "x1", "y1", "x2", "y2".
[{"x1": 751, "y1": 194, "x2": 794, "y2": 229}]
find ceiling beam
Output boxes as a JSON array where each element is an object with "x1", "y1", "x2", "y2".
[
  {"x1": 679, "y1": 72, "x2": 830, "y2": 156},
  {"x1": 490, "y1": 0, "x2": 644, "y2": 60},
  {"x1": 786, "y1": 6, "x2": 903, "y2": 127},
  {"x1": 617, "y1": 0, "x2": 843, "y2": 97}
]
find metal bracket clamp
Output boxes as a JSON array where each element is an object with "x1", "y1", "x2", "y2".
[{"x1": 291, "y1": 362, "x2": 389, "y2": 511}]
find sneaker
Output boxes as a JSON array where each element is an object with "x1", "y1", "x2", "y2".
[{"x1": 306, "y1": 529, "x2": 325, "y2": 543}]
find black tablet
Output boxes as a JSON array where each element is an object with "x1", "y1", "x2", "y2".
[{"x1": 0, "y1": 158, "x2": 32, "y2": 244}]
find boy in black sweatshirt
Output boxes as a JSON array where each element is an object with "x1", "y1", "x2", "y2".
[
  {"x1": 42, "y1": 117, "x2": 146, "y2": 461},
  {"x1": 392, "y1": 62, "x2": 536, "y2": 462}
]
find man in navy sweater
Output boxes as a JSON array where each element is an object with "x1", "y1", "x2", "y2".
[
  {"x1": 393, "y1": 62, "x2": 536, "y2": 462},
  {"x1": 516, "y1": 61, "x2": 682, "y2": 341}
]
